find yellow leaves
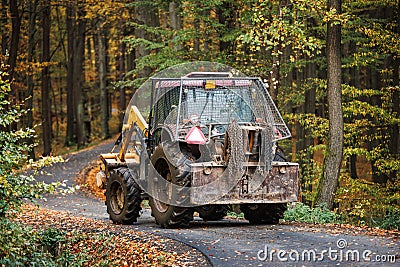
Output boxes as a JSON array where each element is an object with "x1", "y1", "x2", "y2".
[
  {"x1": 84, "y1": 0, "x2": 129, "y2": 27},
  {"x1": 239, "y1": 0, "x2": 324, "y2": 59},
  {"x1": 323, "y1": 8, "x2": 350, "y2": 25},
  {"x1": 357, "y1": 23, "x2": 400, "y2": 55},
  {"x1": 16, "y1": 61, "x2": 57, "y2": 74}
]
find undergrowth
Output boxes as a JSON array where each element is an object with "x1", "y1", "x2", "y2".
[
  {"x1": 0, "y1": 219, "x2": 85, "y2": 266},
  {"x1": 283, "y1": 202, "x2": 341, "y2": 224}
]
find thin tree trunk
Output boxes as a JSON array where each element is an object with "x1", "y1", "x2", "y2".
[
  {"x1": 6, "y1": 0, "x2": 20, "y2": 131},
  {"x1": 391, "y1": 57, "x2": 399, "y2": 179},
  {"x1": 349, "y1": 42, "x2": 359, "y2": 179},
  {"x1": 390, "y1": 0, "x2": 400, "y2": 180},
  {"x1": 193, "y1": 3, "x2": 200, "y2": 56},
  {"x1": 65, "y1": 3, "x2": 75, "y2": 146},
  {"x1": 98, "y1": 25, "x2": 110, "y2": 139},
  {"x1": 7, "y1": 0, "x2": 20, "y2": 81},
  {"x1": 218, "y1": 1, "x2": 235, "y2": 58},
  {"x1": 41, "y1": 0, "x2": 52, "y2": 156},
  {"x1": 270, "y1": 0, "x2": 287, "y2": 102},
  {"x1": 134, "y1": 0, "x2": 158, "y2": 80},
  {"x1": 316, "y1": 0, "x2": 343, "y2": 210},
  {"x1": 1, "y1": 0, "x2": 8, "y2": 56},
  {"x1": 169, "y1": 1, "x2": 182, "y2": 51},
  {"x1": 73, "y1": 4, "x2": 86, "y2": 147},
  {"x1": 27, "y1": 0, "x2": 37, "y2": 159},
  {"x1": 368, "y1": 67, "x2": 387, "y2": 183},
  {"x1": 51, "y1": 83, "x2": 59, "y2": 137},
  {"x1": 117, "y1": 41, "x2": 126, "y2": 131}
]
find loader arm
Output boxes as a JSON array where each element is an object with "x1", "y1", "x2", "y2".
[{"x1": 118, "y1": 105, "x2": 148, "y2": 162}]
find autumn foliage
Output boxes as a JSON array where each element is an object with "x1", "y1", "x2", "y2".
[{"x1": 0, "y1": 0, "x2": 399, "y2": 228}]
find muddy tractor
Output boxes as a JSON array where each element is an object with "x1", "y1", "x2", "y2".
[{"x1": 98, "y1": 72, "x2": 299, "y2": 228}]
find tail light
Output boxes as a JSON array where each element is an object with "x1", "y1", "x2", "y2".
[{"x1": 185, "y1": 126, "x2": 207, "y2": 144}]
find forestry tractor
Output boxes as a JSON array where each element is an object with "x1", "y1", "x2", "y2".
[{"x1": 98, "y1": 71, "x2": 299, "y2": 228}]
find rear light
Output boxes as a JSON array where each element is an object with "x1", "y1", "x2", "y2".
[{"x1": 185, "y1": 126, "x2": 207, "y2": 144}]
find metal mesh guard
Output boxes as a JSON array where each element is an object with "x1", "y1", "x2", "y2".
[{"x1": 151, "y1": 77, "x2": 291, "y2": 141}]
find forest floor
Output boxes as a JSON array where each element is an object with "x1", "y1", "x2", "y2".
[{"x1": 17, "y1": 138, "x2": 400, "y2": 267}]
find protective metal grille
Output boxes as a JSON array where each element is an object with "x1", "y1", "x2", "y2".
[{"x1": 151, "y1": 77, "x2": 291, "y2": 142}]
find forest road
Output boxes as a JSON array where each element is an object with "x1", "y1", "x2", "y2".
[{"x1": 35, "y1": 140, "x2": 399, "y2": 267}]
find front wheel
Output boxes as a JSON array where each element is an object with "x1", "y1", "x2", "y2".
[
  {"x1": 105, "y1": 167, "x2": 142, "y2": 224},
  {"x1": 149, "y1": 143, "x2": 194, "y2": 228},
  {"x1": 241, "y1": 203, "x2": 287, "y2": 224}
]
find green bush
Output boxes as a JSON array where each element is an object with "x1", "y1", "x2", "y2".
[
  {"x1": 0, "y1": 218, "x2": 88, "y2": 266},
  {"x1": 378, "y1": 208, "x2": 400, "y2": 230},
  {"x1": 0, "y1": 218, "x2": 53, "y2": 266},
  {"x1": 336, "y1": 174, "x2": 400, "y2": 230},
  {"x1": 0, "y1": 69, "x2": 80, "y2": 266},
  {"x1": 284, "y1": 202, "x2": 341, "y2": 224},
  {"x1": 0, "y1": 70, "x2": 70, "y2": 219}
]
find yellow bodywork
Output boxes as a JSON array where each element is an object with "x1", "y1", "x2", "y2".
[
  {"x1": 100, "y1": 105, "x2": 148, "y2": 167},
  {"x1": 123, "y1": 105, "x2": 148, "y2": 136},
  {"x1": 118, "y1": 105, "x2": 148, "y2": 162}
]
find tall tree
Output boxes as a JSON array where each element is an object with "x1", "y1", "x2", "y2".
[
  {"x1": 1, "y1": 0, "x2": 8, "y2": 57},
  {"x1": 65, "y1": 1, "x2": 86, "y2": 147},
  {"x1": 73, "y1": 2, "x2": 86, "y2": 147},
  {"x1": 169, "y1": 1, "x2": 182, "y2": 51},
  {"x1": 65, "y1": 2, "x2": 75, "y2": 146},
  {"x1": 117, "y1": 39, "x2": 126, "y2": 131},
  {"x1": 7, "y1": 0, "x2": 20, "y2": 81},
  {"x1": 134, "y1": 0, "x2": 159, "y2": 80},
  {"x1": 316, "y1": 0, "x2": 344, "y2": 209},
  {"x1": 390, "y1": 0, "x2": 400, "y2": 180},
  {"x1": 98, "y1": 24, "x2": 110, "y2": 139},
  {"x1": 41, "y1": 0, "x2": 52, "y2": 156},
  {"x1": 27, "y1": 0, "x2": 38, "y2": 159}
]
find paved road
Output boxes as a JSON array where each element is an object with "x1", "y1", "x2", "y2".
[{"x1": 36, "y1": 140, "x2": 400, "y2": 267}]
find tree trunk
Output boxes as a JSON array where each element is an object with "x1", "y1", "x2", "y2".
[
  {"x1": 7, "y1": 0, "x2": 20, "y2": 81},
  {"x1": 270, "y1": 0, "x2": 287, "y2": 102},
  {"x1": 218, "y1": 1, "x2": 235, "y2": 58},
  {"x1": 1, "y1": 0, "x2": 8, "y2": 56},
  {"x1": 65, "y1": 2, "x2": 86, "y2": 148},
  {"x1": 98, "y1": 25, "x2": 110, "y2": 139},
  {"x1": 41, "y1": 0, "x2": 52, "y2": 156},
  {"x1": 73, "y1": 5, "x2": 86, "y2": 147},
  {"x1": 390, "y1": 0, "x2": 400, "y2": 180},
  {"x1": 134, "y1": 0, "x2": 159, "y2": 80},
  {"x1": 65, "y1": 3, "x2": 75, "y2": 146},
  {"x1": 27, "y1": 0, "x2": 37, "y2": 159},
  {"x1": 117, "y1": 40, "x2": 126, "y2": 131},
  {"x1": 349, "y1": 41, "x2": 359, "y2": 179},
  {"x1": 316, "y1": 0, "x2": 343, "y2": 210},
  {"x1": 169, "y1": 1, "x2": 182, "y2": 51}
]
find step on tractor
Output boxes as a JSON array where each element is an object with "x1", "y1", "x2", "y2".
[{"x1": 98, "y1": 72, "x2": 300, "y2": 228}]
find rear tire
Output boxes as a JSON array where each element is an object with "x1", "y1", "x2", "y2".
[
  {"x1": 197, "y1": 205, "x2": 228, "y2": 221},
  {"x1": 241, "y1": 203, "x2": 287, "y2": 224},
  {"x1": 106, "y1": 167, "x2": 142, "y2": 224},
  {"x1": 149, "y1": 143, "x2": 194, "y2": 228}
]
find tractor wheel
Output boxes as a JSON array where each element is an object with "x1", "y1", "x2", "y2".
[
  {"x1": 149, "y1": 143, "x2": 194, "y2": 228},
  {"x1": 197, "y1": 205, "x2": 228, "y2": 221},
  {"x1": 241, "y1": 203, "x2": 287, "y2": 224},
  {"x1": 105, "y1": 167, "x2": 142, "y2": 224}
]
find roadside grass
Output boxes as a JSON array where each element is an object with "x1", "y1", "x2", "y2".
[
  {"x1": 283, "y1": 202, "x2": 341, "y2": 224},
  {"x1": 283, "y1": 202, "x2": 400, "y2": 231}
]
